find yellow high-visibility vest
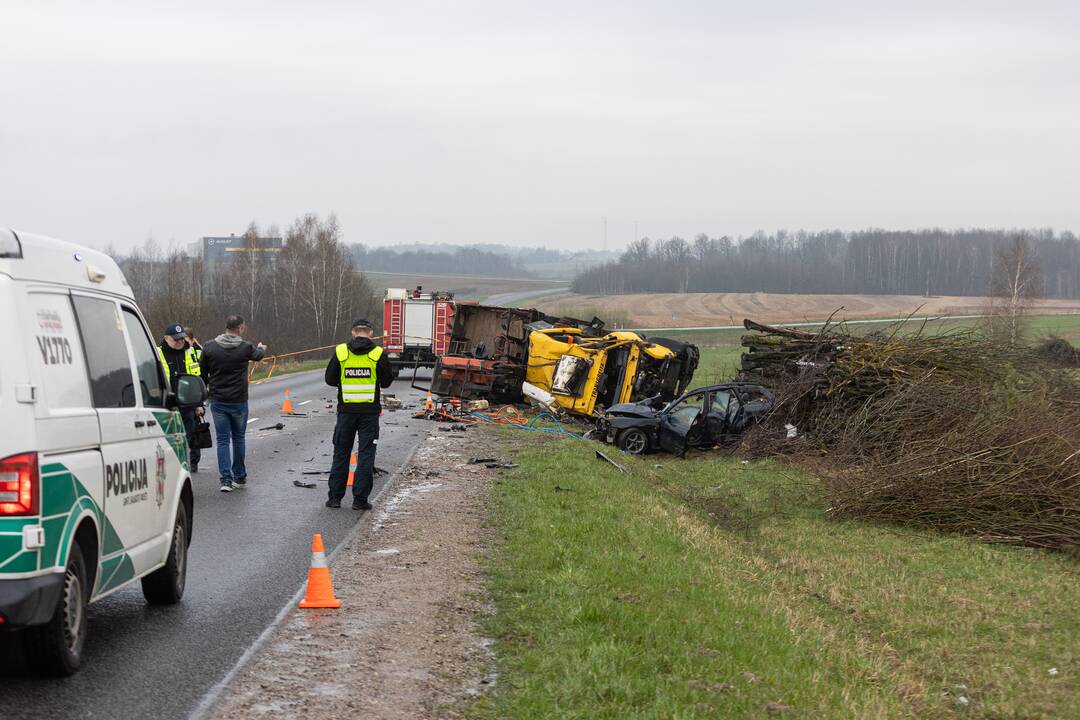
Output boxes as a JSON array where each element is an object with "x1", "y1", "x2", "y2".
[
  {"x1": 157, "y1": 346, "x2": 202, "y2": 383},
  {"x1": 336, "y1": 344, "x2": 383, "y2": 403}
]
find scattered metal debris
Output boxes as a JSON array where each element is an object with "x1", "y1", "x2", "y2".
[
  {"x1": 595, "y1": 449, "x2": 629, "y2": 474},
  {"x1": 293, "y1": 480, "x2": 317, "y2": 488},
  {"x1": 258, "y1": 422, "x2": 286, "y2": 431}
]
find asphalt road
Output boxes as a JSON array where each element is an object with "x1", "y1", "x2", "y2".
[{"x1": 0, "y1": 369, "x2": 432, "y2": 719}]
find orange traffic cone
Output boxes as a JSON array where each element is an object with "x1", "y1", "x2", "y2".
[
  {"x1": 298, "y1": 533, "x2": 342, "y2": 609},
  {"x1": 346, "y1": 451, "x2": 357, "y2": 487},
  {"x1": 281, "y1": 389, "x2": 295, "y2": 414},
  {"x1": 422, "y1": 390, "x2": 434, "y2": 412}
]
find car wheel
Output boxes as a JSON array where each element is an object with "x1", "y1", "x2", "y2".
[
  {"x1": 616, "y1": 428, "x2": 650, "y2": 455},
  {"x1": 141, "y1": 502, "x2": 189, "y2": 605},
  {"x1": 25, "y1": 544, "x2": 88, "y2": 676}
]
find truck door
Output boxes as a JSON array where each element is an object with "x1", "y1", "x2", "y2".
[{"x1": 71, "y1": 294, "x2": 165, "y2": 592}]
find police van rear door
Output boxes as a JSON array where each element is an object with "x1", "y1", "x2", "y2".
[{"x1": 71, "y1": 294, "x2": 165, "y2": 594}]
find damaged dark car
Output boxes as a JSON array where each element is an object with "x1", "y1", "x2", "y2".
[{"x1": 595, "y1": 383, "x2": 775, "y2": 455}]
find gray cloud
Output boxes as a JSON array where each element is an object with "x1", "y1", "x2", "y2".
[{"x1": 1, "y1": 0, "x2": 1077, "y2": 252}]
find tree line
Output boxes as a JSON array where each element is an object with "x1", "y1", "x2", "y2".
[
  {"x1": 116, "y1": 213, "x2": 380, "y2": 356},
  {"x1": 351, "y1": 245, "x2": 532, "y2": 277},
  {"x1": 571, "y1": 229, "x2": 1080, "y2": 299}
]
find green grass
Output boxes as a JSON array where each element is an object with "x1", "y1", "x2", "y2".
[
  {"x1": 470, "y1": 435, "x2": 1079, "y2": 719},
  {"x1": 248, "y1": 358, "x2": 325, "y2": 382}
]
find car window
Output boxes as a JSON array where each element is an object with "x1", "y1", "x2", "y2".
[
  {"x1": 122, "y1": 308, "x2": 166, "y2": 407},
  {"x1": 27, "y1": 292, "x2": 92, "y2": 410},
  {"x1": 711, "y1": 389, "x2": 736, "y2": 416},
  {"x1": 667, "y1": 392, "x2": 705, "y2": 430},
  {"x1": 72, "y1": 296, "x2": 136, "y2": 408}
]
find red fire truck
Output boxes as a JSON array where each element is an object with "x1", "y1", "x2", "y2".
[{"x1": 382, "y1": 287, "x2": 455, "y2": 368}]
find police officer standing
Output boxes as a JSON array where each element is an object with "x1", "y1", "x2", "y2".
[
  {"x1": 324, "y1": 317, "x2": 395, "y2": 509},
  {"x1": 158, "y1": 322, "x2": 205, "y2": 472}
]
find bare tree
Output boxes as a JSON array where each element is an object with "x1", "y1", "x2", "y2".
[{"x1": 987, "y1": 234, "x2": 1043, "y2": 345}]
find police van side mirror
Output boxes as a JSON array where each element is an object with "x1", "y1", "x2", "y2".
[{"x1": 175, "y1": 375, "x2": 208, "y2": 408}]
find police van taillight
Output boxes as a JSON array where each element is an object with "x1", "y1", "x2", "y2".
[{"x1": 0, "y1": 453, "x2": 39, "y2": 516}]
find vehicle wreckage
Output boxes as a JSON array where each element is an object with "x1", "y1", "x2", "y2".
[
  {"x1": 594, "y1": 382, "x2": 774, "y2": 455},
  {"x1": 415, "y1": 303, "x2": 700, "y2": 419}
]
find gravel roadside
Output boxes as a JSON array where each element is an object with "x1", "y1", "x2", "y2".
[{"x1": 211, "y1": 429, "x2": 501, "y2": 719}]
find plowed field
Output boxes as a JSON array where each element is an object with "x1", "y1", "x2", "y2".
[{"x1": 532, "y1": 292, "x2": 1080, "y2": 328}]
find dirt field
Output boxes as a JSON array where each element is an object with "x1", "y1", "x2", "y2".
[
  {"x1": 360, "y1": 271, "x2": 566, "y2": 302},
  {"x1": 532, "y1": 291, "x2": 1080, "y2": 328},
  {"x1": 212, "y1": 431, "x2": 499, "y2": 720}
]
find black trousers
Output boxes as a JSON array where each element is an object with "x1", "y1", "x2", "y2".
[
  {"x1": 328, "y1": 412, "x2": 379, "y2": 502},
  {"x1": 180, "y1": 407, "x2": 202, "y2": 466}
]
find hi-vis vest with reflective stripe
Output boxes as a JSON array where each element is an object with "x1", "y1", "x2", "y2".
[
  {"x1": 156, "y1": 346, "x2": 202, "y2": 383},
  {"x1": 337, "y1": 344, "x2": 383, "y2": 404}
]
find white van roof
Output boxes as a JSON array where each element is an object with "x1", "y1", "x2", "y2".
[{"x1": 0, "y1": 228, "x2": 133, "y2": 299}]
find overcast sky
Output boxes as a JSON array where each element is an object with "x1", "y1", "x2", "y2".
[{"x1": 1, "y1": 1, "x2": 1077, "y2": 253}]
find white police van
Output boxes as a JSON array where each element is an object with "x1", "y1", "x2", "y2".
[{"x1": 0, "y1": 228, "x2": 205, "y2": 675}]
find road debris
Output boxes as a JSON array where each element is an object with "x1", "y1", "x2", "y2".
[
  {"x1": 258, "y1": 422, "x2": 286, "y2": 431},
  {"x1": 595, "y1": 449, "x2": 629, "y2": 474},
  {"x1": 292, "y1": 480, "x2": 317, "y2": 489},
  {"x1": 212, "y1": 429, "x2": 501, "y2": 720}
]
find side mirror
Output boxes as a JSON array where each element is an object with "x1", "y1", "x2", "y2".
[{"x1": 176, "y1": 375, "x2": 208, "y2": 408}]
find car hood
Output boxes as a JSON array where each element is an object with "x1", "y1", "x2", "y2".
[{"x1": 604, "y1": 402, "x2": 658, "y2": 419}]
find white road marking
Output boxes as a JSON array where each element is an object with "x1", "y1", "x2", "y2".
[
  {"x1": 247, "y1": 418, "x2": 259, "y2": 424},
  {"x1": 298, "y1": 400, "x2": 312, "y2": 406},
  {"x1": 188, "y1": 434, "x2": 430, "y2": 720}
]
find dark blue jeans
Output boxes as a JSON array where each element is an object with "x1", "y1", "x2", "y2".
[{"x1": 210, "y1": 401, "x2": 249, "y2": 484}]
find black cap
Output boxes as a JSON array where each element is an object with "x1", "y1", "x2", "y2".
[
  {"x1": 351, "y1": 317, "x2": 373, "y2": 329},
  {"x1": 163, "y1": 323, "x2": 186, "y2": 340}
]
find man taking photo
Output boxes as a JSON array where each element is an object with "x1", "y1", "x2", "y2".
[
  {"x1": 200, "y1": 315, "x2": 266, "y2": 492},
  {"x1": 325, "y1": 317, "x2": 395, "y2": 509}
]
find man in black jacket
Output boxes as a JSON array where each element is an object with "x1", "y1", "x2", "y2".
[
  {"x1": 324, "y1": 317, "x2": 395, "y2": 509},
  {"x1": 158, "y1": 322, "x2": 206, "y2": 473},
  {"x1": 199, "y1": 315, "x2": 267, "y2": 492}
]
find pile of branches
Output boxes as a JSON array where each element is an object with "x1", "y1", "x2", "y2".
[
  {"x1": 1037, "y1": 337, "x2": 1080, "y2": 367},
  {"x1": 738, "y1": 319, "x2": 1080, "y2": 552}
]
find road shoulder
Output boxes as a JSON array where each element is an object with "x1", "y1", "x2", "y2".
[{"x1": 211, "y1": 429, "x2": 499, "y2": 720}]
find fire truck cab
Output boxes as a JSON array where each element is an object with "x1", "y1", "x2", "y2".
[{"x1": 382, "y1": 287, "x2": 455, "y2": 369}]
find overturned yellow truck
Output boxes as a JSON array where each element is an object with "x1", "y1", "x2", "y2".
[
  {"x1": 422, "y1": 304, "x2": 699, "y2": 417},
  {"x1": 526, "y1": 328, "x2": 699, "y2": 416}
]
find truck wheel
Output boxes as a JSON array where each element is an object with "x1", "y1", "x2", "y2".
[
  {"x1": 141, "y1": 502, "x2": 189, "y2": 605},
  {"x1": 25, "y1": 544, "x2": 88, "y2": 676},
  {"x1": 616, "y1": 428, "x2": 650, "y2": 455}
]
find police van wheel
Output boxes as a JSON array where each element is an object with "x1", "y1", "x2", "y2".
[
  {"x1": 25, "y1": 545, "x2": 88, "y2": 676},
  {"x1": 141, "y1": 503, "x2": 189, "y2": 605}
]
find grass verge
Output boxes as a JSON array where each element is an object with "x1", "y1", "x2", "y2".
[
  {"x1": 470, "y1": 433, "x2": 1078, "y2": 719},
  {"x1": 248, "y1": 358, "x2": 326, "y2": 382}
]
